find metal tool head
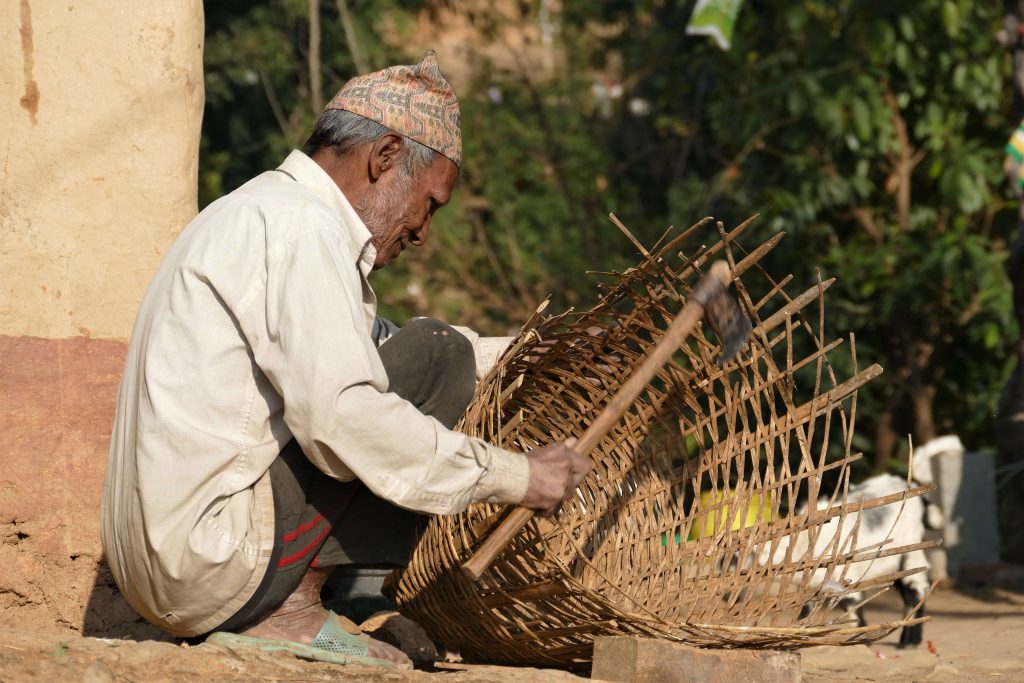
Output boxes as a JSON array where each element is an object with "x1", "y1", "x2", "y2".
[{"x1": 693, "y1": 261, "x2": 753, "y2": 367}]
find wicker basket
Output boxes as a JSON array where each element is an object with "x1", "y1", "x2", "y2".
[{"x1": 390, "y1": 217, "x2": 931, "y2": 668}]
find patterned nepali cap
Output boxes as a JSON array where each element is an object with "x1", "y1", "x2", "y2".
[{"x1": 324, "y1": 50, "x2": 462, "y2": 167}]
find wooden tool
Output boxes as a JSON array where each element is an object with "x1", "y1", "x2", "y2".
[{"x1": 461, "y1": 260, "x2": 753, "y2": 581}]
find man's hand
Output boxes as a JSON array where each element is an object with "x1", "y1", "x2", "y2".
[{"x1": 520, "y1": 438, "x2": 592, "y2": 516}]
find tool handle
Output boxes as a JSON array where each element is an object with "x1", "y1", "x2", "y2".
[{"x1": 460, "y1": 263, "x2": 732, "y2": 582}]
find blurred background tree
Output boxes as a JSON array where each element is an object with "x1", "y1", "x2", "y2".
[
  {"x1": 996, "y1": 0, "x2": 1024, "y2": 563},
  {"x1": 200, "y1": 0, "x2": 1018, "y2": 479}
]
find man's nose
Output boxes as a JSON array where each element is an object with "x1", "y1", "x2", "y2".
[{"x1": 410, "y1": 216, "x2": 431, "y2": 245}]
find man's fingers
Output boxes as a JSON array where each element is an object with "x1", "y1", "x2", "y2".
[
  {"x1": 569, "y1": 454, "x2": 592, "y2": 489},
  {"x1": 561, "y1": 456, "x2": 591, "y2": 507},
  {"x1": 569, "y1": 450, "x2": 591, "y2": 475},
  {"x1": 536, "y1": 505, "x2": 557, "y2": 518},
  {"x1": 524, "y1": 339, "x2": 556, "y2": 364},
  {"x1": 564, "y1": 440, "x2": 591, "y2": 499},
  {"x1": 520, "y1": 438, "x2": 591, "y2": 515}
]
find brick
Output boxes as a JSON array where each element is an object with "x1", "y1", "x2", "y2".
[{"x1": 591, "y1": 636, "x2": 801, "y2": 683}]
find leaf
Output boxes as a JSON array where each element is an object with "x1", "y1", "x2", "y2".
[
  {"x1": 786, "y1": 87, "x2": 806, "y2": 116},
  {"x1": 956, "y1": 172, "x2": 985, "y2": 214},
  {"x1": 984, "y1": 323, "x2": 1002, "y2": 350},
  {"x1": 894, "y1": 42, "x2": 910, "y2": 70},
  {"x1": 851, "y1": 97, "x2": 872, "y2": 141},
  {"x1": 898, "y1": 15, "x2": 916, "y2": 41},
  {"x1": 942, "y1": 1, "x2": 960, "y2": 38}
]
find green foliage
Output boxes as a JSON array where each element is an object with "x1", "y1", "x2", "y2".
[
  {"x1": 199, "y1": 0, "x2": 1018, "y2": 470},
  {"x1": 570, "y1": 0, "x2": 1018, "y2": 469},
  {"x1": 201, "y1": 0, "x2": 420, "y2": 205}
]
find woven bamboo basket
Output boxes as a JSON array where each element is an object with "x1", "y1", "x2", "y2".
[{"x1": 389, "y1": 216, "x2": 933, "y2": 668}]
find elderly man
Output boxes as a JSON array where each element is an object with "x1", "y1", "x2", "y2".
[{"x1": 101, "y1": 51, "x2": 589, "y2": 669}]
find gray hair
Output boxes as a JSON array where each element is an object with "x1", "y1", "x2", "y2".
[{"x1": 302, "y1": 109, "x2": 438, "y2": 175}]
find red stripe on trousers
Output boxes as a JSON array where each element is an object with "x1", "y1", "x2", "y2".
[
  {"x1": 282, "y1": 513, "x2": 325, "y2": 542},
  {"x1": 278, "y1": 523, "x2": 333, "y2": 568}
]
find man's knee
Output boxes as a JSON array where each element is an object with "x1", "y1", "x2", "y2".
[
  {"x1": 378, "y1": 318, "x2": 477, "y2": 427},
  {"x1": 403, "y1": 317, "x2": 471, "y2": 348}
]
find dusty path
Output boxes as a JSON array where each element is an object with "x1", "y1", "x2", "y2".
[
  {"x1": 802, "y1": 587, "x2": 1024, "y2": 682},
  {"x1": 0, "y1": 588, "x2": 1020, "y2": 681},
  {"x1": 0, "y1": 630, "x2": 588, "y2": 683}
]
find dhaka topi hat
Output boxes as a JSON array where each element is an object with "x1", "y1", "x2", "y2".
[{"x1": 324, "y1": 50, "x2": 462, "y2": 167}]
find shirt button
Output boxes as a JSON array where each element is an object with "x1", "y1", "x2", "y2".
[{"x1": 487, "y1": 496, "x2": 499, "y2": 504}]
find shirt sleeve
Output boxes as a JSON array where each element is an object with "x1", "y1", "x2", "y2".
[
  {"x1": 370, "y1": 316, "x2": 401, "y2": 347},
  {"x1": 242, "y1": 224, "x2": 529, "y2": 515},
  {"x1": 450, "y1": 325, "x2": 515, "y2": 381}
]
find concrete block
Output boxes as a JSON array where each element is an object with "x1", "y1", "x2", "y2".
[
  {"x1": 591, "y1": 637, "x2": 801, "y2": 683},
  {"x1": 932, "y1": 448, "x2": 1000, "y2": 577}
]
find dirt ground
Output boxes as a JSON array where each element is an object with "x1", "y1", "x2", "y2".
[
  {"x1": 801, "y1": 586, "x2": 1024, "y2": 682},
  {"x1": 0, "y1": 587, "x2": 1021, "y2": 682}
]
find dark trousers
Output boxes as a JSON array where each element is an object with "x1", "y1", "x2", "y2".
[{"x1": 214, "y1": 318, "x2": 476, "y2": 632}]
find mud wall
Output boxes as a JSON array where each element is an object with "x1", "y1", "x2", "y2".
[{"x1": 0, "y1": 1, "x2": 204, "y2": 635}]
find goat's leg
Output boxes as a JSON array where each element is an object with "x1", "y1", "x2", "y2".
[
  {"x1": 896, "y1": 579, "x2": 926, "y2": 648},
  {"x1": 838, "y1": 590, "x2": 867, "y2": 627},
  {"x1": 896, "y1": 549, "x2": 930, "y2": 648}
]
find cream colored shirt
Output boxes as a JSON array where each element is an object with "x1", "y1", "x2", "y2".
[{"x1": 101, "y1": 150, "x2": 527, "y2": 636}]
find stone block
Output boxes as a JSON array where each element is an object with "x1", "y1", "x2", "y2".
[{"x1": 591, "y1": 637, "x2": 801, "y2": 683}]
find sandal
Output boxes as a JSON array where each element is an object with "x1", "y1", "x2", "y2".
[{"x1": 206, "y1": 611, "x2": 412, "y2": 669}]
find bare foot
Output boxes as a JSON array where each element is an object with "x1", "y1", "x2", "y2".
[{"x1": 240, "y1": 568, "x2": 410, "y2": 666}]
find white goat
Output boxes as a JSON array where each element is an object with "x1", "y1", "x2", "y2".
[{"x1": 763, "y1": 471, "x2": 937, "y2": 648}]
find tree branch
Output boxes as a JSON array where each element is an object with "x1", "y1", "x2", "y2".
[
  {"x1": 883, "y1": 90, "x2": 924, "y2": 231},
  {"x1": 507, "y1": 46, "x2": 600, "y2": 267},
  {"x1": 259, "y1": 68, "x2": 291, "y2": 137},
  {"x1": 308, "y1": 0, "x2": 323, "y2": 113},
  {"x1": 335, "y1": 0, "x2": 370, "y2": 74},
  {"x1": 849, "y1": 206, "x2": 884, "y2": 244}
]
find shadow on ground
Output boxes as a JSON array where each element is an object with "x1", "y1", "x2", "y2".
[{"x1": 81, "y1": 556, "x2": 169, "y2": 641}]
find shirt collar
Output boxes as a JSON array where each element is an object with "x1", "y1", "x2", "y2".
[{"x1": 277, "y1": 150, "x2": 377, "y2": 275}]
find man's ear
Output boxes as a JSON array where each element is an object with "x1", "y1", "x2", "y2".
[{"x1": 368, "y1": 133, "x2": 404, "y2": 182}]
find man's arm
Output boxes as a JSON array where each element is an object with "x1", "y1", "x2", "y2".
[
  {"x1": 241, "y1": 223, "x2": 585, "y2": 515},
  {"x1": 449, "y1": 325, "x2": 514, "y2": 381}
]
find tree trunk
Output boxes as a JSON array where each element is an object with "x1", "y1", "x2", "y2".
[
  {"x1": 995, "y1": 235, "x2": 1024, "y2": 564},
  {"x1": 911, "y1": 384, "x2": 936, "y2": 446},
  {"x1": 910, "y1": 340, "x2": 937, "y2": 446},
  {"x1": 308, "y1": 0, "x2": 322, "y2": 113},
  {"x1": 874, "y1": 407, "x2": 899, "y2": 471},
  {"x1": 996, "y1": 0, "x2": 1024, "y2": 563},
  {"x1": 995, "y1": 211, "x2": 1024, "y2": 563},
  {"x1": 335, "y1": 0, "x2": 370, "y2": 74}
]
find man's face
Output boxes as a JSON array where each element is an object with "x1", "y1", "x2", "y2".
[{"x1": 354, "y1": 154, "x2": 459, "y2": 269}]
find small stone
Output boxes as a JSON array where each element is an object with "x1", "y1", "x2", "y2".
[
  {"x1": 81, "y1": 662, "x2": 116, "y2": 683},
  {"x1": 926, "y1": 661, "x2": 960, "y2": 681}
]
